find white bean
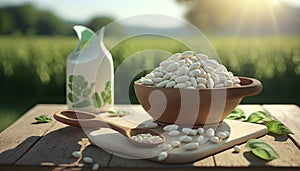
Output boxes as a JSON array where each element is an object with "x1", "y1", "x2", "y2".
[
  {"x1": 144, "y1": 122, "x2": 158, "y2": 129},
  {"x1": 179, "y1": 135, "x2": 193, "y2": 143},
  {"x1": 204, "y1": 66, "x2": 215, "y2": 73},
  {"x1": 184, "y1": 142, "x2": 199, "y2": 150},
  {"x1": 182, "y1": 128, "x2": 197, "y2": 136},
  {"x1": 205, "y1": 59, "x2": 220, "y2": 68},
  {"x1": 142, "y1": 79, "x2": 154, "y2": 85},
  {"x1": 207, "y1": 77, "x2": 214, "y2": 88},
  {"x1": 217, "y1": 132, "x2": 227, "y2": 139},
  {"x1": 160, "y1": 61, "x2": 172, "y2": 68},
  {"x1": 72, "y1": 151, "x2": 81, "y2": 158},
  {"x1": 196, "y1": 77, "x2": 207, "y2": 84},
  {"x1": 152, "y1": 77, "x2": 163, "y2": 83},
  {"x1": 185, "y1": 81, "x2": 192, "y2": 86},
  {"x1": 153, "y1": 72, "x2": 164, "y2": 77},
  {"x1": 234, "y1": 145, "x2": 241, "y2": 153},
  {"x1": 165, "y1": 81, "x2": 176, "y2": 88},
  {"x1": 163, "y1": 124, "x2": 179, "y2": 132},
  {"x1": 171, "y1": 140, "x2": 181, "y2": 147},
  {"x1": 92, "y1": 163, "x2": 100, "y2": 170},
  {"x1": 209, "y1": 136, "x2": 220, "y2": 144},
  {"x1": 158, "y1": 151, "x2": 168, "y2": 161},
  {"x1": 168, "y1": 130, "x2": 180, "y2": 136},
  {"x1": 166, "y1": 62, "x2": 180, "y2": 72},
  {"x1": 206, "y1": 128, "x2": 215, "y2": 137},
  {"x1": 174, "y1": 83, "x2": 186, "y2": 89},
  {"x1": 198, "y1": 83, "x2": 206, "y2": 89},
  {"x1": 181, "y1": 51, "x2": 194, "y2": 58},
  {"x1": 190, "y1": 77, "x2": 197, "y2": 87},
  {"x1": 223, "y1": 131, "x2": 230, "y2": 137},
  {"x1": 156, "y1": 80, "x2": 169, "y2": 87},
  {"x1": 175, "y1": 75, "x2": 190, "y2": 83},
  {"x1": 197, "y1": 128, "x2": 204, "y2": 134},
  {"x1": 196, "y1": 135, "x2": 204, "y2": 143},
  {"x1": 189, "y1": 69, "x2": 201, "y2": 77},
  {"x1": 185, "y1": 86, "x2": 195, "y2": 90},
  {"x1": 176, "y1": 66, "x2": 189, "y2": 76},
  {"x1": 224, "y1": 80, "x2": 233, "y2": 87},
  {"x1": 83, "y1": 157, "x2": 93, "y2": 164},
  {"x1": 163, "y1": 73, "x2": 172, "y2": 80},
  {"x1": 189, "y1": 62, "x2": 201, "y2": 70},
  {"x1": 145, "y1": 73, "x2": 155, "y2": 79}
]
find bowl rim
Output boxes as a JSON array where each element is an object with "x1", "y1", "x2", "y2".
[{"x1": 134, "y1": 76, "x2": 261, "y2": 91}]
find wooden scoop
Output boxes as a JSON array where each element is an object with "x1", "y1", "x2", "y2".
[{"x1": 54, "y1": 110, "x2": 165, "y2": 146}]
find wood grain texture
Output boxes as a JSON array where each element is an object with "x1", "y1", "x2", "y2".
[
  {"x1": 0, "y1": 104, "x2": 65, "y2": 164},
  {"x1": 214, "y1": 105, "x2": 300, "y2": 167},
  {"x1": 263, "y1": 104, "x2": 300, "y2": 148}
]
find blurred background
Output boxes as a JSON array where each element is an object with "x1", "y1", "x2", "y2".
[{"x1": 0, "y1": 0, "x2": 299, "y2": 132}]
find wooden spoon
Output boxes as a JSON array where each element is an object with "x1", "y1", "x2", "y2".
[{"x1": 54, "y1": 110, "x2": 165, "y2": 146}]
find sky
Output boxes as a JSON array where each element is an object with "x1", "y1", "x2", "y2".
[
  {"x1": 1, "y1": 0, "x2": 299, "y2": 28},
  {"x1": 0, "y1": 0, "x2": 186, "y2": 23}
]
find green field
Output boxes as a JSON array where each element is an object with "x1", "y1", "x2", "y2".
[{"x1": 0, "y1": 35, "x2": 299, "y2": 132}]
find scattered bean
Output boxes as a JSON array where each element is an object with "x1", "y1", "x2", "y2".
[
  {"x1": 234, "y1": 145, "x2": 241, "y2": 153},
  {"x1": 144, "y1": 122, "x2": 158, "y2": 129},
  {"x1": 171, "y1": 140, "x2": 181, "y2": 147},
  {"x1": 197, "y1": 128, "x2": 204, "y2": 134},
  {"x1": 163, "y1": 124, "x2": 179, "y2": 132},
  {"x1": 179, "y1": 135, "x2": 193, "y2": 143},
  {"x1": 217, "y1": 132, "x2": 227, "y2": 139},
  {"x1": 184, "y1": 142, "x2": 199, "y2": 150},
  {"x1": 161, "y1": 143, "x2": 172, "y2": 151},
  {"x1": 83, "y1": 157, "x2": 93, "y2": 164},
  {"x1": 92, "y1": 163, "x2": 100, "y2": 170},
  {"x1": 72, "y1": 151, "x2": 81, "y2": 158},
  {"x1": 168, "y1": 130, "x2": 180, "y2": 136},
  {"x1": 209, "y1": 136, "x2": 220, "y2": 144},
  {"x1": 206, "y1": 128, "x2": 215, "y2": 137},
  {"x1": 182, "y1": 128, "x2": 197, "y2": 136},
  {"x1": 158, "y1": 151, "x2": 168, "y2": 161}
]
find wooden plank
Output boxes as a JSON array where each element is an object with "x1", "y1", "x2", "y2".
[
  {"x1": 0, "y1": 104, "x2": 66, "y2": 165},
  {"x1": 263, "y1": 104, "x2": 300, "y2": 148},
  {"x1": 15, "y1": 121, "x2": 112, "y2": 168},
  {"x1": 214, "y1": 105, "x2": 300, "y2": 167}
]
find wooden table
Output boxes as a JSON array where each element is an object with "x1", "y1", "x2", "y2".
[{"x1": 0, "y1": 104, "x2": 299, "y2": 170}]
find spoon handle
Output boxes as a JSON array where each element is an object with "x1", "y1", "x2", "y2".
[{"x1": 54, "y1": 110, "x2": 129, "y2": 136}]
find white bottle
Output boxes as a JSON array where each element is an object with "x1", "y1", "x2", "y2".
[{"x1": 66, "y1": 25, "x2": 114, "y2": 113}]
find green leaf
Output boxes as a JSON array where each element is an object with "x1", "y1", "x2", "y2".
[
  {"x1": 68, "y1": 83, "x2": 73, "y2": 91},
  {"x1": 67, "y1": 93, "x2": 79, "y2": 103},
  {"x1": 82, "y1": 88, "x2": 92, "y2": 98},
  {"x1": 35, "y1": 115, "x2": 52, "y2": 123},
  {"x1": 105, "y1": 81, "x2": 111, "y2": 90},
  {"x1": 69, "y1": 75, "x2": 74, "y2": 83},
  {"x1": 265, "y1": 120, "x2": 294, "y2": 135},
  {"x1": 92, "y1": 92, "x2": 101, "y2": 108},
  {"x1": 245, "y1": 111, "x2": 273, "y2": 123},
  {"x1": 101, "y1": 91, "x2": 107, "y2": 104},
  {"x1": 226, "y1": 108, "x2": 246, "y2": 120},
  {"x1": 246, "y1": 139, "x2": 279, "y2": 161},
  {"x1": 108, "y1": 110, "x2": 116, "y2": 114}
]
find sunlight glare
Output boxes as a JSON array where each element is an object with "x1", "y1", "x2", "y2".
[{"x1": 270, "y1": 0, "x2": 280, "y2": 6}]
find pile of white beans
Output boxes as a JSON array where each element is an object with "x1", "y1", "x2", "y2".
[
  {"x1": 143, "y1": 122, "x2": 232, "y2": 161},
  {"x1": 130, "y1": 133, "x2": 164, "y2": 144},
  {"x1": 137, "y1": 51, "x2": 241, "y2": 89}
]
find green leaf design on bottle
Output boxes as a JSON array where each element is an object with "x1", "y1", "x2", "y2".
[
  {"x1": 68, "y1": 74, "x2": 112, "y2": 109},
  {"x1": 92, "y1": 92, "x2": 101, "y2": 108}
]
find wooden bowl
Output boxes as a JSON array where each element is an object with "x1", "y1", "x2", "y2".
[{"x1": 134, "y1": 77, "x2": 262, "y2": 127}]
